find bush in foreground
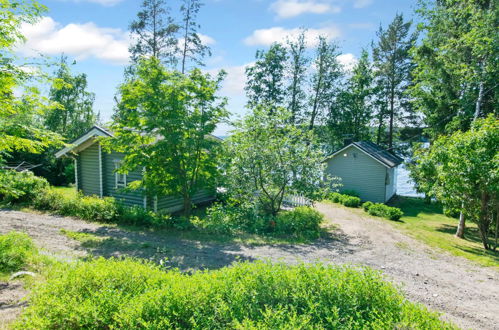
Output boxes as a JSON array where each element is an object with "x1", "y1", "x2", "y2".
[
  {"x1": 364, "y1": 202, "x2": 404, "y2": 221},
  {"x1": 0, "y1": 231, "x2": 38, "y2": 273},
  {"x1": 328, "y1": 192, "x2": 361, "y2": 208},
  {"x1": 0, "y1": 170, "x2": 49, "y2": 204},
  {"x1": 16, "y1": 258, "x2": 453, "y2": 329},
  {"x1": 275, "y1": 206, "x2": 324, "y2": 239}
]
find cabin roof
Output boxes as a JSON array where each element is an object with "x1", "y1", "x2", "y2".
[{"x1": 326, "y1": 141, "x2": 404, "y2": 168}]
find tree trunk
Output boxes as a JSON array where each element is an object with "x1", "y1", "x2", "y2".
[
  {"x1": 183, "y1": 195, "x2": 192, "y2": 218},
  {"x1": 455, "y1": 211, "x2": 465, "y2": 238},
  {"x1": 473, "y1": 79, "x2": 484, "y2": 119},
  {"x1": 388, "y1": 87, "x2": 395, "y2": 149}
]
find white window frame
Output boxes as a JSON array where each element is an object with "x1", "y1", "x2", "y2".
[{"x1": 114, "y1": 162, "x2": 127, "y2": 189}]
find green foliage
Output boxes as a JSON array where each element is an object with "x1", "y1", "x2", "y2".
[
  {"x1": 16, "y1": 259, "x2": 453, "y2": 329},
  {"x1": 342, "y1": 189, "x2": 360, "y2": 197},
  {"x1": 0, "y1": 0, "x2": 63, "y2": 163},
  {"x1": 409, "y1": 115, "x2": 498, "y2": 250},
  {"x1": 341, "y1": 195, "x2": 362, "y2": 208},
  {"x1": 0, "y1": 170, "x2": 49, "y2": 204},
  {"x1": 224, "y1": 106, "x2": 331, "y2": 216},
  {"x1": 328, "y1": 192, "x2": 361, "y2": 208},
  {"x1": 372, "y1": 13, "x2": 417, "y2": 148},
  {"x1": 275, "y1": 206, "x2": 324, "y2": 239},
  {"x1": 365, "y1": 203, "x2": 404, "y2": 221},
  {"x1": 0, "y1": 231, "x2": 38, "y2": 273},
  {"x1": 32, "y1": 187, "x2": 170, "y2": 227},
  {"x1": 362, "y1": 201, "x2": 374, "y2": 211},
  {"x1": 107, "y1": 58, "x2": 228, "y2": 217},
  {"x1": 411, "y1": 0, "x2": 498, "y2": 138}
]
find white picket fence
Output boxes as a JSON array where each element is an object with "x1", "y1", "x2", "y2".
[{"x1": 282, "y1": 195, "x2": 311, "y2": 207}]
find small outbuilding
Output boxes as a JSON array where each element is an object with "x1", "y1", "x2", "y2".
[
  {"x1": 55, "y1": 126, "x2": 215, "y2": 213},
  {"x1": 324, "y1": 141, "x2": 404, "y2": 203}
]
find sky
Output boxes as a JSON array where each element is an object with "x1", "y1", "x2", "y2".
[{"x1": 17, "y1": 0, "x2": 418, "y2": 135}]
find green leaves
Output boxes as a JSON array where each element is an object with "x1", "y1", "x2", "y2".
[
  {"x1": 224, "y1": 106, "x2": 331, "y2": 216},
  {"x1": 108, "y1": 58, "x2": 228, "y2": 216}
]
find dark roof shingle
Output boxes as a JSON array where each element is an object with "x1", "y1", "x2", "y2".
[{"x1": 352, "y1": 141, "x2": 404, "y2": 168}]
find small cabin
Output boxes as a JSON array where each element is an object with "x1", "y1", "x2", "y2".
[
  {"x1": 55, "y1": 126, "x2": 215, "y2": 213},
  {"x1": 324, "y1": 141, "x2": 404, "y2": 203}
]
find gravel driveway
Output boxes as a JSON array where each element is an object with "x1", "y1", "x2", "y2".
[{"x1": 0, "y1": 204, "x2": 498, "y2": 329}]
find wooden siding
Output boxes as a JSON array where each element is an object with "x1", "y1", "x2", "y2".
[
  {"x1": 78, "y1": 143, "x2": 100, "y2": 196},
  {"x1": 102, "y1": 150, "x2": 145, "y2": 207},
  {"x1": 325, "y1": 145, "x2": 387, "y2": 203},
  {"x1": 385, "y1": 167, "x2": 397, "y2": 201},
  {"x1": 156, "y1": 189, "x2": 215, "y2": 213}
]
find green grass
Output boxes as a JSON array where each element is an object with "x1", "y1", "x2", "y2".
[
  {"x1": 387, "y1": 197, "x2": 499, "y2": 269},
  {"x1": 52, "y1": 186, "x2": 77, "y2": 198}
]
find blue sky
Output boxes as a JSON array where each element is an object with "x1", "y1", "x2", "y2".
[{"x1": 17, "y1": 0, "x2": 418, "y2": 135}]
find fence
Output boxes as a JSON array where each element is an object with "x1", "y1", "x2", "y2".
[{"x1": 282, "y1": 195, "x2": 311, "y2": 207}]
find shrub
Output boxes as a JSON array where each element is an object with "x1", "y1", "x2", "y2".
[
  {"x1": 16, "y1": 259, "x2": 454, "y2": 329},
  {"x1": 193, "y1": 203, "x2": 266, "y2": 235},
  {"x1": 365, "y1": 203, "x2": 404, "y2": 221},
  {"x1": 329, "y1": 192, "x2": 343, "y2": 203},
  {"x1": 340, "y1": 195, "x2": 361, "y2": 208},
  {"x1": 0, "y1": 170, "x2": 49, "y2": 204},
  {"x1": 362, "y1": 201, "x2": 374, "y2": 211},
  {"x1": 275, "y1": 206, "x2": 324, "y2": 239},
  {"x1": 0, "y1": 231, "x2": 38, "y2": 273}
]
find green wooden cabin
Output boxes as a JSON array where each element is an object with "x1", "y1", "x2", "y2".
[
  {"x1": 324, "y1": 141, "x2": 404, "y2": 203},
  {"x1": 55, "y1": 126, "x2": 215, "y2": 213}
]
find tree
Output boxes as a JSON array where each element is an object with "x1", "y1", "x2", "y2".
[
  {"x1": 308, "y1": 36, "x2": 342, "y2": 131},
  {"x1": 106, "y1": 58, "x2": 228, "y2": 217},
  {"x1": 179, "y1": 0, "x2": 211, "y2": 74},
  {"x1": 245, "y1": 43, "x2": 288, "y2": 114},
  {"x1": 129, "y1": 0, "x2": 179, "y2": 65},
  {"x1": 372, "y1": 13, "x2": 417, "y2": 149},
  {"x1": 410, "y1": 115, "x2": 498, "y2": 250},
  {"x1": 328, "y1": 49, "x2": 374, "y2": 148},
  {"x1": 224, "y1": 106, "x2": 330, "y2": 216},
  {"x1": 411, "y1": 0, "x2": 498, "y2": 139},
  {"x1": 286, "y1": 31, "x2": 309, "y2": 124},
  {"x1": 45, "y1": 56, "x2": 97, "y2": 141},
  {"x1": 0, "y1": 0, "x2": 62, "y2": 164}
]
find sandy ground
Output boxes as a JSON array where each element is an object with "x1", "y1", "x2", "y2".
[{"x1": 0, "y1": 204, "x2": 498, "y2": 329}]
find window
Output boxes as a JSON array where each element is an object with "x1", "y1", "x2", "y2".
[{"x1": 115, "y1": 162, "x2": 126, "y2": 188}]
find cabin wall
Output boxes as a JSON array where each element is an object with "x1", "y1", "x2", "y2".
[
  {"x1": 78, "y1": 143, "x2": 100, "y2": 196},
  {"x1": 102, "y1": 150, "x2": 145, "y2": 208},
  {"x1": 325, "y1": 145, "x2": 387, "y2": 203},
  {"x1": 385, "y1": 167, "x2": 397, "y2": 202},
  {"x1": 156, "y1": 189, "x2": 215, "y2": 213}
]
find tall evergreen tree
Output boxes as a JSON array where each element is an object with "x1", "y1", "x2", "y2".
[
  {"x1": 179, "y1": 0, "x2": 211, "y2": 74},
  {"x1": 372, "y1": 13, "x2": 417, "y2": 149},
  {"x1": 129, "y1": 0, "x2": 179, "y2": 65},
  {"x1": 245, "y1": 43, "x2": 288, "y2": 114}
]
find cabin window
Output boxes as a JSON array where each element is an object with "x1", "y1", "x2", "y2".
[{"x1": 115, "y1": 162, "x2": 127, "y2": 188}]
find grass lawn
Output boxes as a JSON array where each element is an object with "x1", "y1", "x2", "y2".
[
  {"x1": 388, "y1": 197, "x2": 498, "y2": 269},
  {"x1": 52, "y1": 186, "x2": 77, "y2": 198}
]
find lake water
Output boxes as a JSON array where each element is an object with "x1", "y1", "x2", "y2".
[{"x1": 397, "y1": 165, "x2": 424, "y2": 198}]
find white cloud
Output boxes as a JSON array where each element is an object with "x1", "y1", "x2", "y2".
[
  {"x1": 270, "y1": 0, "x2": 340, "y2": 19},
  {"x1": 18, "y1": 17, "x2": 130, "y2": 65},
  {"x1": 244, "y1": 26, "x2": 341, "y2": 47},
  {"x1": 207, "y1": 63, "x2": 253, "y2": 97},
  {"x1": 337, "y1": 53, "x2": 357, "y2": 71},
  {"x1": 353, "y1": 0, "x2": 373, "y2": 9}
]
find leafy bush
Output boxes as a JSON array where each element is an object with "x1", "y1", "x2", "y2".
[
  {"x1": 33, "y1": 188, "x2": 171, "y2": 227},
  {"x1": 0, "y1": 231, "x2": 38, "y2": 273},
  {"x1": 365, "y1": 203, "x2": 404, "y2": 221},
  {"x1": 340, "y1": 195, "x2": 361, "y2": 208},
  {"x1": 362, "y1": 201, "x2": 374, "y2": 211},
  {"x1": 16, "y1": 259, "x2": 453, "y2": 329},
  {"x1": 0, "y1": 170, "x2": 49, "y2": 204},
  {"x1": 328, "y1": 192, "x2": 361, "y2": 208},
  {"x1": 193, "y1": 203, "x2": 267, "y2": 235},
  {"x1": 275, "y1": 206, "x2": 324, "y2": 239},
  {"x1": 329, "y1": 192, "x2": 343, "y2": 203}
]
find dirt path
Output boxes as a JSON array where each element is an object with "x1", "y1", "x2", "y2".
[{"x1": 0, "y1": 205, "x2": 498, "y2": 329}]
